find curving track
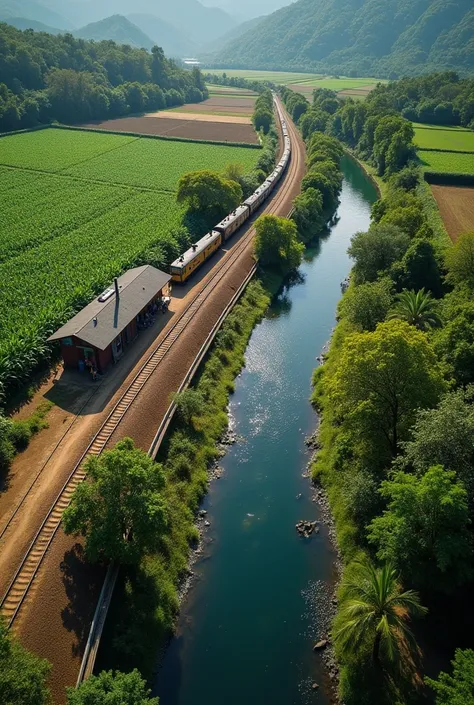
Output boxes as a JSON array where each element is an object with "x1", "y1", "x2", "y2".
[{"x1": 0, "y1": 99, "x2": 304, "y2": 633}]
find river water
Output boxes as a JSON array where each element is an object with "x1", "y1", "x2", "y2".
[{"x1": 155, "y1": 157, "x2": 377, "y2": 705}]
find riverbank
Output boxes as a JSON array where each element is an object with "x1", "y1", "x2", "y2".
[
  {"x1": 96, "y1": 278, "x2": 272, "y2": 677},
  {"x1": 310, "y1": 158, "x2": 455, "y2": 703},
  {"x1": 154, "y1": 158, "x2": 376, "y2": 705}
]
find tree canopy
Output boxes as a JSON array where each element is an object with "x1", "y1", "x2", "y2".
[
  {"x1": 66, "y1": 669, "x2": 158, "y2": 705},
  {"x1": 327, "y1": 320, "x2": 446, "y2": 465},
  {"x1": 446, "y1": 231, "x2": 474, "y2": 291},
  {"x1": 348, "y1": 224, "x2": 410, "y2": 285},
  {"x1": 368, "y1": 466, "x2": 472, "y2": 591},
  {"x1": 254, "y1": 215, "x2": 304, "y2": 273},
  {"x1": 0, "y1": 617, "x2": 51, "y2": 705},
  {"x1": 0, "y1": 22, "x2": 207, "y2": 133},
  {"x1": 63, "y1": 438, "x2": 168, "y2": 564},
  {"x1": 177, "y1": 170, "x2": 242, "y2": 218},
  {"x1": 426, "y1": 649, "x2": 474, "y2": 705}
]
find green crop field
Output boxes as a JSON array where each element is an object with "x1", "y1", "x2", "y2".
[
  {"x1": 418, "y1": 150, "x2": 474, "y2": 174},
  {"x1": 414, "y1": 127, "x2": 474, "y2": 152},
  {"x1": 0, "y1": 127, "x2": 260, "y2": 392},
  {"x1": 294, "y1": 77, "x2": 383, "y2": 89},
  {"x1": 209, "y1": 69, "x2": 323, "y2": 83}
]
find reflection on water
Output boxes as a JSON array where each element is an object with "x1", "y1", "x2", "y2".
[{"x1": 154, "y1": 156, "x2": 377, "y2": 705}]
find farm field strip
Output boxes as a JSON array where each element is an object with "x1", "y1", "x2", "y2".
[
  {"x1": 0, "y1": 191, "x2": 183, "y2": 382},
  {"x1": 0, "y1": 129, "x2": 137, "y2": 172},
  {"x1": 418, "y1": 150, "x2": 474, "y2": 174},
  {"x1": 414, "y1": 127, "x2": 474, "y2": 152},
  {"x1": 431, "y1": 185, "x2": 474, "y2": 242},
  {"x1": 413, "y1": 123, "x2": 471, "y2": 131},
  {"x1": 0, "y1": 126, "x2": 262, "y2": 391},
  {"x1": 292, "y1": 77, "x2": 381, "y2": 89},
  {"x1": 1, "y1": 173, "x2": 140, "y2": 263},
  {"x1": 64, "y1": 135, "x2": 260, "y2": 191}
]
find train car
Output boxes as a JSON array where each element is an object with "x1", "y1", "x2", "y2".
[
  {"x1": 244, "y1": 180, "x2": 272, "y2": 214},
  {"x1": 214, "y1": 204, "x2": 250, "y2": 241},
  {"x1": 170, "y1": 230, "x2": 222, "y2": 283},
  {"x1": 170, "y1": 96, "x2": 291, "y2": 283}
]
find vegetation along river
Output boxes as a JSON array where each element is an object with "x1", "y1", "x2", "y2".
[{"x1": 155, "y1": 157, "x2": 378, "y2": 705}]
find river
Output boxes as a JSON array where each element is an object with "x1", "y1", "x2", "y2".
[{"x1": 154, "y1": 157, "x2": 377, "y2": 705}]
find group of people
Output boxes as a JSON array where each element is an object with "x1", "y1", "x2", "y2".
[{"x1": 85, "y1": 358, "x2": 98, "y2": 381}]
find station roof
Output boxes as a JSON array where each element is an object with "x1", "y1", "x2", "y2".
[{"x1": 48, "y1": 265, "x2": 171, "y2": 351}]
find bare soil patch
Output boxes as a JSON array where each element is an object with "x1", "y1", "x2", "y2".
[
  {"x1": 169, "y1": 104, "x2": 252, "y2": 116},
  {"x1": 431, "y1": 185, "x2": 474, "y2": 242},
  {"x1": 204, "y1": 96, "x2": 255, "y2": 108},
  {"x1": 75, "y1": 115, "x2": 260, "y2": 144},
  {"x1": 338, "y1": 87, "x2": 374, "y2": 97},
  {"x1": 151, "y1": 111, "x2": 251, "y2": 124}
]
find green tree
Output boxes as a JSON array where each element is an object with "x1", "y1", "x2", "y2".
[
  {"x1": 63, "y1": 438, "x2": 168, "y2": 564},
  {"x1": 388, "y1": 289, "x2": 442, "y2": 330},
  {"x1": 426, "y1": 649, "x2": 474, "y2": 705},
  {"x1": 0, "y1": 617, "x2": 52, "y2": 705},
  {"x1": 254, "y1": 215, "x2": 304, "y2": 273},
  {"x1": 291, "y1": 187, "x2": 325, "y2": 242},
  {"x1": 177, "y1": 170, "x2": 242, "y2": 216},
  {"x1": 400, "y1": 389, "x2": 474, "y2": 508},
  {"x1": 368, "y1": 466, "x2": 472, "y2": 590},
  {"x1": 380, "y1": 205, "x2": 425, "y2": 238},
  {"x1": 66, "y1": 669, "x2": 158, "y2": 704},
  {"x1": 348, "y1": 224, "x2": 410, "y2": 284},
  {"x1": 435, "y1": 295, "x2": 474, "y2": 386},
  {"x1": 253, "y1": 108, "x2": 273, "y2": 134},
  {"x1": 334, "y1": 561, "x2": 426, "y2": 670},
  {"x1": 299, "y1": 109, "x2": 327, "y2": 140},
  {"x1": 394, "y1": 238, "x2": 443, "y2": 296},
  {"x1": 339, "y1": 278, "x2": 393, "y2": 332},
  {"x1": 327, "y1": 320, "x2": 446, "y2": 463},
  {"x1": 446, "y1": 231, "x2": 474, "y2": 290}
]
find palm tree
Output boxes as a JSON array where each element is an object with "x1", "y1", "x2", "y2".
[
  {"x1": 388, "y1": 288, "x2": 442, "y2": 330},
  {"x1": 333, "y1": 561, "x2": 427, "y2": 671}
]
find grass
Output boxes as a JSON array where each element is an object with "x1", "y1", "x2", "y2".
[
  {"x1": 0, "y1": 127, "x2": 261, "y2": 395},
  {"x1": 98, "y1": 279, "x2": 272, "y2": 677},
  {"x1": 209, "y1": 69, "x2": 323, "y2": 83},
  {"x1": 418, "y1": 150, "x2": 474, "y2": 174},
  {"x1": 414, "y1": 127, "x2": 474, "y2": 152},
  {"x1": 0, "y1": 128, "x2": 136, "y2": 171},
  {"x1": 296, "y1": 78, "x2": 383, "y2": 90}
]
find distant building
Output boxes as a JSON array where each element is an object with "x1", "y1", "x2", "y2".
[
  {"x1": 183, "y1": 58, "x2": 201, "y2": 66},
  {"x1": 48, "y1": 266, "x2": 171, "y2": 374}
]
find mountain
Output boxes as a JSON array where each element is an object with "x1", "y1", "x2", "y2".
[
  {"x1": 200, "y1": 0, "x2": 295, "y2": 21},
  {"x1": 0, "y1": 0, "x2": 72, "y2": 29},
  {"x1": 4, "y1": 16, "x2": 62, "y2": 33},
  {"x1": 127, "y1": 13, "x2": 195, "y2": 57},
  {"x1": 214, "y1": 0, "x2": 474, "y2": 77},
  {"x1": 73, "y1": 14, "x2": 154, "y2": 49},
  {"x1": 201, "y1": 15, "x2": 265, "y2": 55},
  {"x1": 42, "y1": 0, "x2": 236, "y2": 44}
]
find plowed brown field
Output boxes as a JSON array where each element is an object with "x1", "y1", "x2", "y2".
[
  {"x1": 431, "y1": 185, "x2": 474, "y2": 242},
  {"x1": 80, "y1": 116, "x2": 259, "y2": 144}
]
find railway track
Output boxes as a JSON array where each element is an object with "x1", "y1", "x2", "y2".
[{"x1": 0, "y1": 99, "x2": 303, "y2": 628}]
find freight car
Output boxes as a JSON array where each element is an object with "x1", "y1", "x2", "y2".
[{"x1": 170, "y1": 95, "x2": 291, "y2": 284}]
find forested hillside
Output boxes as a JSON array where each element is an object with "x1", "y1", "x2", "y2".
[
  {"x1": 0, "y1": 23, "x2": 207, "y2": 132},
  {"x1": 74, "y1": 15, "x2": 154, "y2": 50},
  {"x1": 214, "y1": 0, "x2": 474, "y2": 77}
]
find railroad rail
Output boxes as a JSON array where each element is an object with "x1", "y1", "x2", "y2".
[{"x1": 0, "y1": 98, "x2": 302, "y2": 633}]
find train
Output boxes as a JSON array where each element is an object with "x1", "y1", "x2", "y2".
[{"x1": 170, "y1": 96, "x2": 291, "y2": 284}]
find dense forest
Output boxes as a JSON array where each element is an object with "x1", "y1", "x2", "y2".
[
  {"x1": 0, "y1": 23, "x2": 207, "y2": 132},
  {"x1": 281, "y1": 73, "x2": 474, "y2": 704},
  {"x1": 213, "y1": 0, "x2": 474, "y2": 77}
]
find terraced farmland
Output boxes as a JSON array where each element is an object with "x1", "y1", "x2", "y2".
[{"x1": 0, "y1": 127, "x2": 260, "y2": 394}]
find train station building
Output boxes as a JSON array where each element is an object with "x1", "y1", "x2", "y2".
[{"x1": 48, "y1": 265, "x2": 171, "y2": 374}]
